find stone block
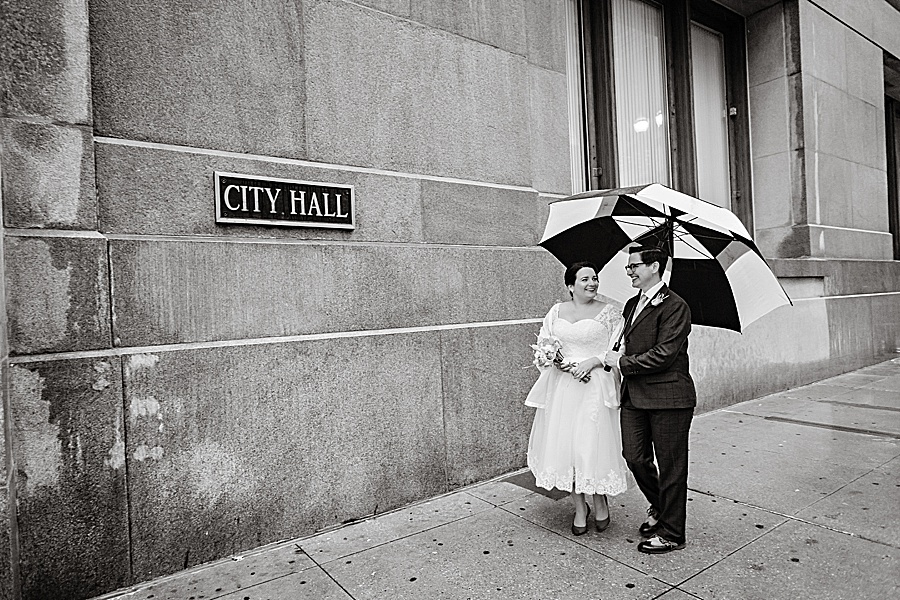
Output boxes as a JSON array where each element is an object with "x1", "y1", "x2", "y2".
[
  {"x1": 850, "y1": 163, "x2": 889, "y2": 232},
  {"x1": 754, "y1": 224, "x2": 811, "y2": 258},
  {"x1": 796, "y1": 457, "x2": 900, "y2": 547},
  {"x1": 120, "y1": 541, "x2": 317, "y2": 600},
  {"x1": 514, "y1": 485, "x2": 786, "y2": 586},
  {"x1": 303, "y1": 0, "x2": 531, "y2": 186},
  {"x1": 351, "y1": 0, "x2": 410, "y2": 17},
  {"x1": 8, "y1": 357, "x2": 129, "y2": 600},
  {"x1": 0, "y1": 0, "x2": 91, "y2": 122},
  {"x1": 826, "y1": 294, "x2": 877, "y2": 360},
  {"x1": 215, "y1": 569, "x2": 352, "y2": 600},
  {"x1": 870, "y1": 293, "x2": 900, "y2": 356},
  {"x1": 681, "y1": 520, "x2": 900, "y2": 599},
  {"x1": 95, "y1": 141, "x2": 426, "y2": 242},
  {"x1": 808, "y1": 224, "x2": 893, "y2": 259},
  {"x1": 440, "y1": 323, "x2": 539, "y2": 487},
  {"x1": 750, "y1": 152, "x2": 792, "y2": 230},
  {"x1": 803, "y1": 77, "x2": 847, "y2": 160},
  {"x1": 830, "y1": 97, "x2": 882, "y2": 170},
  {"x1": 89, "y1": 0, "x2": 306, "y2": 157},
  {"x1": 749, "y1": 77, "x2": 790, "y2": 158},
  {"x1": 5, "y1": 235, "x2": 111, "y2": 355},
  {"x1": 419, "y1": 179, "x2": 544, "y2": 245},
  {"x1": 692, "y1": 409, "x2": 898, "y2": 470},
  {"x1": 815, "y1": 153, "x2": 852, "y2": 228},
  {"x1": 690, "y1": 300, "x2": 830, "y2": 410},
  {"x1": 301, "y1": 492, "x2": 494, "y2": 564},
  {"x1": 860, "y1": 100, "x2": 887, "y2": 170},
  {"x1": 410, "y1": 0, "x2": 527, "y2": 57},
  {"x1": 109, "y1": 239, "x2": 561, "y2": 346},
  {"x1": 805, "y1": 79, "x2": 883, "y2": 170},
  {"x1": 122, "y1": 334, "x2": 447, "y2": 580},
  {"x1": 1, "y1": 119, "x2": 96, "y2": 230},
  {"x1": 741, "y1": 396, "x2": 900, "y2": 437},
  {"x1": 815, "y1": 0, "x2": 900, "y2": 59},
  {"x1": 525, "y1": 0, "x2": 568, "y2": 73},
  {"x1": 844, "y1": 27, "x2": 885, "y2": 108},
  {"x1": 320, "y1": 508, "x2": 671, "y2": 599},
  {"x1": 746, "y1": 2, "x2": 786, "y2": 87},
  {"x1": 0, "y1": 499, "x2": 9, "y2": 600},
  {"x1": 799, "y1": 2, "x2": 846, "y2": 91},
  {"x1": 529, "y1": 66, "x2": 571, "y2": 194}
]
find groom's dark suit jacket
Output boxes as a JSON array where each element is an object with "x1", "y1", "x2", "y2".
[{"x1": 619, "y1": 285, "x2": 696, "y2": 409}]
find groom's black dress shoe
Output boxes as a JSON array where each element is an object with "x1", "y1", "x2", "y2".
[
  {"x1": 639, "y1": 506, "x2": 660, "y2": 537},
  {"x1": 637, "y1": 535, "x2": 685, "y2": 554},
  {"x1": 571, "y1": 504, "x2": 591, "y2": 536}
]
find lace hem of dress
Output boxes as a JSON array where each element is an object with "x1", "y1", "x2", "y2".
[{"x1": 529, "y1": 466, "x2": 629, "y2": 496}]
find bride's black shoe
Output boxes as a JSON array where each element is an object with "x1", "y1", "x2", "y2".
[
  {"x1": 571, "y1": 504, "x2": 591, "y2": 536},
  {"x1": 595, "y1": 496, "x2": 611, "y2": 532}
]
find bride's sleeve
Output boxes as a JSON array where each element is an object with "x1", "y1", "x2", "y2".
[
  {"x1": 607, "y1": 310, "x2": 625, "y2": 351},
  {"x1": 538, "y1": 303, "x2": 558, "y2": 339},
  {"x1": 524, "y1": 304, "x2": 559, "y2": 409}
]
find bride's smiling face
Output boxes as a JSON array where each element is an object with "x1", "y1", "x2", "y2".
[{"x1": 569, "y1": 267, "x2": 599, "y2": 300}]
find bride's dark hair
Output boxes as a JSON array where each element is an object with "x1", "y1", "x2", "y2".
[{"x1": 564, "y1": 262, "x2": 599, "y2": 288}]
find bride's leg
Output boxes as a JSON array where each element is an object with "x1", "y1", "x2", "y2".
[
  {"x1": 571, "y1": 492, "x2": 589, "y2": 527},
  {"x1": 592, "y1": 493, "x2": 609, "y2": 520}
]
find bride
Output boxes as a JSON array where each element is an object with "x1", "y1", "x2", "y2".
[{"x1": 525, "y1": 261, "x2": 630, "y2": 535}]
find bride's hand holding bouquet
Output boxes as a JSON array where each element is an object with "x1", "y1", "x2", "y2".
[{"x1": 530, "y1": 334, "x2": 590, "y2": 383}]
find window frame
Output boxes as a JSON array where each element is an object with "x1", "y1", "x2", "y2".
[
  {"x1": 581, "y1": 0, "x2": 753, "y2": 228},
  {"x1": 886, "y1": 52, "x2": 900, "y2": 260},
  {"x1": 886, "y1": 95, "x2": 900, "y2": 260}
]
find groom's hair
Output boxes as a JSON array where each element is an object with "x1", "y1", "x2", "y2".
[{"x1": 629, "y1": 245, "x2": 667, "y2": 270}]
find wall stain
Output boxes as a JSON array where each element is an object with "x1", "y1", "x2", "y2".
[
  {"x1": 9, "y1": 365, "x2": 63, "y2": 492},
  {"x1": 93, "y1": 360, "x2": 111, "y2": 391},
  {"x1": 105, "y1": 438, "x2": 126, "y2": 470},
  {"x1": 125, "y1": 353, "x2": 159, "y2": 377},
  {"x1": 132, "y1": 445, "x2": 164, "y2": 462},
  {"x1": 129, "y1": 395, "x2": 160, "y2": 423}
]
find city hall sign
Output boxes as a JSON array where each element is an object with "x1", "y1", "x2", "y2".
[{"x1": 215, "y1": 172, "x2": 355, "y2": 229}]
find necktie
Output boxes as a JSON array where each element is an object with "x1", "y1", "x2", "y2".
[{"x1": 631, "y1": 294, "x2": 649, "y2": 325}]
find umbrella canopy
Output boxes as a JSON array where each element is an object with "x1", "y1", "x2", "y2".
[{"x1": 539, "y1": 183, "x2": 791, "y2": 332}]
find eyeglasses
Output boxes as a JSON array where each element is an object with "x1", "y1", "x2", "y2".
[{"x1": 624, "y1": 262, "x2": 647, "y2": 272}]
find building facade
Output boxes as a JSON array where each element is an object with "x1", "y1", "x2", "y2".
[{"x1": 1, "y1": 1, "x2": 898, "y2": 598}]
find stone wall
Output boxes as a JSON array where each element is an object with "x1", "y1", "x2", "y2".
[
  {"x1": 1, "y1": 1, "x2": 899, "y2": 600},
  {"x1": 748, "y1": 0, "x2": 900, "y2": 258}
]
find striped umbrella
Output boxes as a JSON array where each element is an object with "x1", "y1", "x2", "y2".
[{"x1": 539, "y1": 183, "x2": 791, "y2": 332}]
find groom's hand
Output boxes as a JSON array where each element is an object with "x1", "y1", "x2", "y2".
[{"x1": 603, "y1": 351, "x2": 622, "y2": 368}]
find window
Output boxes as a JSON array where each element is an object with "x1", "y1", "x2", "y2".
[
  {"x1": 580, "y1": 0, "x2": 752, "y2": 225},
  {"x1": 886, "y1": 53, "x2": 900, "y2": 260}
]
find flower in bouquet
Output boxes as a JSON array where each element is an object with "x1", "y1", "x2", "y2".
[
  {"x1": 528, "y1": 334, "x2": 590, "y2": 383},
  {"x1": 530, "y1": 334, "x2": 561, "y2": 368}
]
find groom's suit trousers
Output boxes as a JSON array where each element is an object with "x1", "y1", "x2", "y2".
[{"x1": 620, "y1": 397, "x2": 693, "y2": 544}]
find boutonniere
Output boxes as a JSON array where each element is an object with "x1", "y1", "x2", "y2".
[{"x1": 649, "y1": 293, "x2": 668, "y2": 307}]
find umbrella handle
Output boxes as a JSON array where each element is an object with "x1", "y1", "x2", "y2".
[
  {"x1": 603, "y1": 302, "x2": 635, "y2": 372},
  {"x1": 602, "y1": 340, "x2": 621, "y2": 372}
]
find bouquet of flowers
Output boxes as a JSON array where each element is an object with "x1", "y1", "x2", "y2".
[{"x1": 529, "y1": 334, "x2": 590, "y2": 382}]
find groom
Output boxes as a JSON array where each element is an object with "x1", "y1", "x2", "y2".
[{"x1": 604, "y1": 245, "x2": 696, "y2": 554}]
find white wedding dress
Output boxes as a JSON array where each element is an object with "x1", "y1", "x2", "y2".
[{"x1": 526, "y1": 303, "x2": 631, "y2": 495}]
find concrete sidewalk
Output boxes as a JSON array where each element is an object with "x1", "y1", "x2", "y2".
[{"x1": 96, "y1": 359, "x2": 900, "y2": 600}]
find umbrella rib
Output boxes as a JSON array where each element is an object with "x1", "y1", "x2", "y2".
[
  {"x1": 671, "y1": 229, "x2": 715, "y2": 259},
  {"x1": 615, "y1": 216, "x2": 667, "y2": 228},
  {"x1": 677, "y1": 215, "x2": 735, "y2": 239}
]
